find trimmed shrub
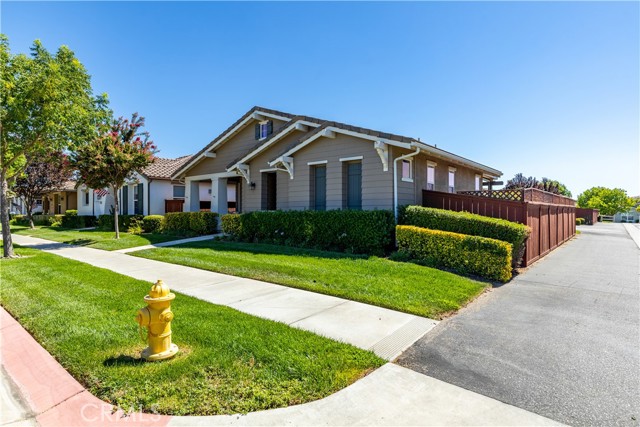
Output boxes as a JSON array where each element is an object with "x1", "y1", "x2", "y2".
[
  {"x1": 98, "y1": 214, "x2": 144, "y2": 231},
  {"x1": 576, "y1": 218, "x2": 585, "y2": 226},
  {"x1": 62, "y1": 211, "x2": 96, "y2": 229},
  {"x1": 48, "y1": 214, "x2": 64, "y2": 227},
  {"x1": 230, "y1": 209, "x2": 395, "y2": 256},
  {"x1": 396, "y1": 225, "x2": 512, "y2": 282},
  {"x1": 142, "y1": 215, "x2": 164, "y2": 233},
  {"x1": 10, "y1": 215, "x2": 28, "y2": 226},
  {"x1": 400, "y1": 206, "x2": 530, "y2": 267},
  {"x1": 164, "y1": 212, "x2": 218, "y2": 235},
  {"x1": 220, "y1": 214, "x2": 241, "y2": 236}
]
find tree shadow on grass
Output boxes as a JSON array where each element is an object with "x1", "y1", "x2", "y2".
[{"x1": 103, "y1": 354, "x2": 146, "y2": 367}]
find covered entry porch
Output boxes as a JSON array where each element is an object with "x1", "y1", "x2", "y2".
[{"x1": 184, "y1": 173, "x2": 242, "y2": 215}]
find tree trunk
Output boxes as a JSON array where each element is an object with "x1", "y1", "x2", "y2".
[
  {"x1": 25, "y1": 195, "x2": 35, "y2": 229},
  {"x1": 1, "y1": 171, "x2": 16, "y2": 257},
  {"x1": 113, "y1": 186, "x2": 120, "y2": 239}
]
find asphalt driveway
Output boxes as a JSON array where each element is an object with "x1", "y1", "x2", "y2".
[{"x1": 397, "y1": 223, "x2": 639, "y2": 427}]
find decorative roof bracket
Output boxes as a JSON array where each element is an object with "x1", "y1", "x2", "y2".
[
  {"x1": 271, "y1": 156, "x2": 294, "y2": 179},
  {"x1": 374, "y1": 141, "x2": 389, "y2": 172},
  {"x1": 236, "y1": 163, "x2": 251, "y2": 184}
]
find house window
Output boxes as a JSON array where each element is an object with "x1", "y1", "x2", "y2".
[
  {"x1": 402, "y1": 159, "x2": 413, "y2": 182},
  {"x1": 475, "y1": 175, "x2": 481, "y2": 191},
  {"x1": 134, "y1": 183, "x2": 144, "y2": 215},
  {"x1": 84, "y1": 191, "x2": 90, "y2": 206},
  {"x1": 448, "y1": 167, "x2": 456, "y2": 193},
  {"x1": 255, "y1": 120, "x2": 273, "y2": 140},
  {"x1": 345, "y1": 162, "x2": 362, "y2": 210},
  {"x1": 312, "y1": 165, "x2": 327, "y2": 211},
  {"x1": 426, "y1": 161, "x2": 436, "y2": 191},
  {"x1": 173, "y1": 185, "x2": 186, "y2": 198}
]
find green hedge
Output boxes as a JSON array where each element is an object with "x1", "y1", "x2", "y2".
[
  {"x1": 396, "y1": 225, "x2": 512, "y2": 282},
  {"x1": 163, "y1": 212, "x2": 218, "y2": 235},
  {"x1": 225, "y1": 210, "x2": 395, "y2": 256},
  {"x1": 61, "y1": 210, "x2": 96, "y2": 229},
  {"x1": 576, "y1": 218, "x2": 585, "y2": 226},
  {"x1": 220, "y1": 214, "x2": 242, "y2": 237},
  {"x1": 97, "y1": 214, "x2": 144, "y2": 231},
  {"x1": 399, "y1": 206, "x2": 530, "y2": 267},
  {"x1": 10, "y1": 215, "x2": 28, "y2": 226},
  {"x1": 142, "y1": 215, "x2": 164, "y2": 233}
]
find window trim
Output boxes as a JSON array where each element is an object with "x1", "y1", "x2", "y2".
[
  {"x1": 426, "y1": 161, "x2": 436, "y2": 191},
  {"x1": 475, "y1": 174, "x2": 481, "y2": 191},
  {"x1": 339, "y1": 155, "x2": 364, "y2": 162},
  {"x1": 448, "y1": 167, "x2": 456, "y2": 193},
  {"x1": 401, "y1": 158, "x2": 413, "y2": 183},
  {"x1": 307, "y1": 160, "x2": 328, "y2": 166},
  {"x1": 172, "y1": 185, "x2": 186, "y2": 199},
  {"x1": 258, "y1": 121, "x2": 269, "y2": 140}
]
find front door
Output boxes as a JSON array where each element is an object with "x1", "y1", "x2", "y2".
[{"x1": 262, "y1": 172, "x2": 277, "y2": 211}]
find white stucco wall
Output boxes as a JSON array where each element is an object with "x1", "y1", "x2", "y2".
[
  {"x1": 76, "y1": 185, "x2": 114, "y2": 217},
  {"x1": 149, "y1": 180, "x2": 173, "y2": 215}
]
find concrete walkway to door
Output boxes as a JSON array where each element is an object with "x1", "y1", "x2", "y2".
[{"x1": 398, "y1": 223, "x2": 640, "y2": 426}]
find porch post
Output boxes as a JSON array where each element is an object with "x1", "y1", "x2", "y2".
[
  {"x1": 211, "y1": 177, "x2": 228, "y2": 216},
  {"x1": 185, "y1": 179, "x2": 200, "y2": 212}
]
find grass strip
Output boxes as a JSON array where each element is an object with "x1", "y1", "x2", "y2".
[
  {"x1": 11, "y1": 225, "x2": 186, "y2": 251},
  {"x1": 132, "y1": 240, "x2": 488, "y2": 318},
  {"x1": 1, "y1": 247, "x2": 383, "y2": 415}
]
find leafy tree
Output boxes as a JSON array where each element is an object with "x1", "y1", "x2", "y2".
[
  {"x1": 577, "y1": 187, "x2": 635, "y2": 216},
  {"x1": 13, "y1": 152, "x2": 72, "y2": 229},
  {"x1": 70, "y1": 113, "x2": 156, "y2": 239},
  {"x1": 0, "y1": 35, "x2": 108, "y2": 257},
  {"x1": 505, "y1": 173, "x2": 572, "y2": 197}
]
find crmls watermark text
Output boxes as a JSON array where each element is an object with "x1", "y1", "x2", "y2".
[{"x1": 80, "y1": 403, "x2": 163, "y2": 423}]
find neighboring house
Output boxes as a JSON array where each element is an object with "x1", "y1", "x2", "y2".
[
  {"x1": 613, "y1": 201, "x2": 640, "y2": 223},
  {"x1": 172, "y1": 106, "x2": 502, "y2": 216},
  {"x1": 41, "y1": 180, "x2": 78, "y2": 215},
  {"x1": 118, "y1": 155, "x2": 193, "y2": 216},
  {"x1": 76, "y1": 185, "x2": 115, "y2": 217}
]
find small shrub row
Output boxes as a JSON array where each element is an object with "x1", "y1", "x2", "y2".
[
  {"x1": 142, "y1": 215, "x2": 164, "y2": 233},
  {"x1": 396, "y1": 225, "x2": 512, "y2": 282},
  {"x1": 576, "y1": 218, "x2": 585, "y2": 225},
  {"x1": 163, "y1": 212, "x2": 218, "y2": 236},
  {"x1": 221, "y1": 209, "x2": 395, "y2": 256},
  {"x1": 399, "y1": 206, "x2": 530, "y2": 267},
  {"x1": 61, "y1": 210, "x2": 97, "y2": 229},
  {"x1": 9, "y1": 215, "x2": 28, "y2": 226},
  {"x1": 98, "y1": 214, "x2": 144, "y2": 231}
]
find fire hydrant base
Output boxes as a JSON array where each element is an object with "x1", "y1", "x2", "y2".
[{"x1": 142, "y1": 343, "x2": 179, "y2": 361}]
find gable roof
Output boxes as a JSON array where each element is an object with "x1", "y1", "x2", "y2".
[
  {"x1": 177, "y1": 106, "x2": 502, "y2": 180},
  {"x1": 141, "y1": 155, "x2": 193, "y2": 180},
  {"x1": 172, "y1": 106, "x2": 295, "y2": 178}
]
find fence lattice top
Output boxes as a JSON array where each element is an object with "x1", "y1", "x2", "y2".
[{"x1": 458, "y1": 190, "x2": 524, "y2": 201}]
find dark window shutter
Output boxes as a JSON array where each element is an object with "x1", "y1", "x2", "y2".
[
  {"x1": 255, "y1": 123, "x2": 260, "y2": 140},
  {"x1": 347, "y1": 162, "x2": 362, "y2": 210},
  {"x1": 122, "y1": 186, "x2": 129, "y2": 215},
  {"x1": 267, "y1": 120, "x2": 273, "y2": 136},
  {"x1": 314, "y1": 166, "x2": 326, "y2": 211}
]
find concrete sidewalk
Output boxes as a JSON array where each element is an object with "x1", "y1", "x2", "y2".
[
  {"x1": 113, "y1": 234, "x2": 220, "y2": 254},
  {"x1": 1, "y1": 306, "x2": 562, "y2": 426},
  {"x1": 11, "y1": 234, "x2": 435, "y2": 361}
]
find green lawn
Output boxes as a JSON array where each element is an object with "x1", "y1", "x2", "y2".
[
  {"x1": 132, "y1": 240, "x2": 488, "y2": 319},
  {"x1": 11, "y1": 225, "x2": 187, "y2": 251},
  {"x1": 0, "y1": 247, "x2": 383, "y2": 415}
]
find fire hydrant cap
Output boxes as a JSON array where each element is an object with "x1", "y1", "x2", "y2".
[{"x1": 144, "y1": 280, "x2": 175, "y2": 302}]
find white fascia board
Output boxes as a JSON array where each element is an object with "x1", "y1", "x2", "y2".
[
  {"x1": 172, "y1": 110, "x2": 292, "y2": 180},
  {"x1": 226, "y1": 120, "x2": 320, "y2": 173},
  {"x1": 411, "y1": 141, "x2": 502, "y2": 178}
]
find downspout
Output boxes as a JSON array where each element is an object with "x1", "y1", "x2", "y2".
[
  {"x1": 92, "y1": 188, "x2": 95, "y2": 217},
  {"x1": 393, "y1": 146, "x2": 421, "y2": 222}
]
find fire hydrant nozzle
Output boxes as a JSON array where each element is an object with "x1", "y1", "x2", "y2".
[{"x1": 135, "y1": 280, "x2": 179, "y2": 361}]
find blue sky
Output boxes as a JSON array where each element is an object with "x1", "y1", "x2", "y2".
[{"x1": 3, "y1": 1, "x2": 638, "y2": 197}]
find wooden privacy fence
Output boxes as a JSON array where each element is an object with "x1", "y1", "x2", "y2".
[
  {"x1": 165, "y1": 199, "x2": 184, "y2": 213},
  {"x1": 422, "y1": 189, "x2": 576, "y2": 267},
  {"x1": 575, "y1": 208, "x2": 599, "y2": 225}
]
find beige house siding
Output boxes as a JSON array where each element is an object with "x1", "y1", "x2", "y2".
[
  {"x1": 185, "y1": 118, "x2": 288, "y2": 177},
  {"x1": 288, "y1": 134, "x2": 393, "y2": 211},
  {"x1": 241, "y1": 129, "x2": 305, "y2": 212}
]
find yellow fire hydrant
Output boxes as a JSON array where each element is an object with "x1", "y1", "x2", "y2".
[{"x1": 135, "y1": 280, "x2": 179, "y2": 361}]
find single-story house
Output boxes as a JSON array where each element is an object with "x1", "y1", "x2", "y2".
[
  {"x1": 76, "y1": 185, "x2": 115, "y2": 217},
  {"x1": 41, "y1": 180, "x2": 78, "y2": 215},
  {"x1": 118, "y1": 155, "x2": 193, "y2": 216},
  {"x1": 172, "y1": 106, "x2": 502, "y2": 216}
]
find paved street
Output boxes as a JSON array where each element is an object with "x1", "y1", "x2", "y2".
[{"x1": 397, "y1": 223, "x2": 640, "y2": 426}]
